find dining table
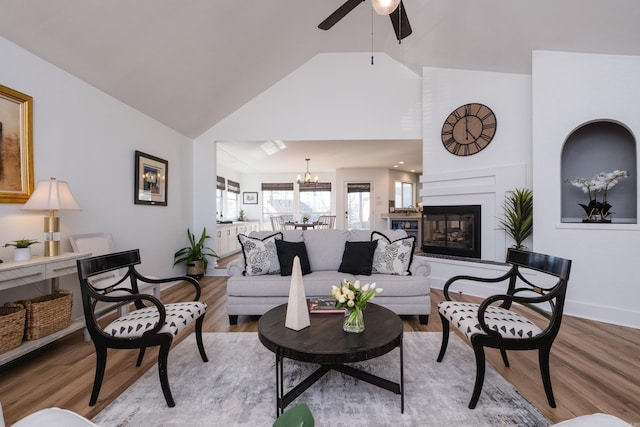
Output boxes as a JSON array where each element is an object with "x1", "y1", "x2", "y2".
[{"x1": 288, "y1": 222, "x2": 316, "y2": 230}]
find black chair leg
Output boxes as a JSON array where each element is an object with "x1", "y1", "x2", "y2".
[
  {"x1": 195, "y1": 315, "x2": 208, "y2": 362},
  {"x1": 158, "y1": 339, "x2": 175, "y2": 407},
  {"x1": 469, "y1": 342, "x2": 486, "y2": 409},
  {"x1": 437, "y1": 314, "x2": 450, "y2": 362},
  {"x1": 539, "y1": 346, "x2": 556, "y2": 408},
  {"x1": 500, "y1": 348, "x2": 510, "y2": 367},
  {"x1": 136, "y1": 347, "x2": 146, "y2": 367},
  {"x1": 228, "y1": 315, "x2": 238, "y2": 325},
  {"x1": 90, "y1": 346, "x2": 107, "y2": 406},
  {"x1": 419, "y1": 314, "x2": 429, "y2": 325}
]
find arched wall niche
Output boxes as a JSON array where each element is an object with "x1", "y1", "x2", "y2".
[{"x1": 561, "y1": 120, "x2": 637, "y2": 223}]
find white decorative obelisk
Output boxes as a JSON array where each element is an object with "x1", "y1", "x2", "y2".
[{"x1": 285, "y1": 256, "x2": 310, "y2": 331}]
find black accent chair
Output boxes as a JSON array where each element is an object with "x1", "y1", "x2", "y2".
[
  {"x1": 76, "y1": 249, "x2": 208, "y2": 407},
  {"x1": 437, "y1": 248, "x2": 572, "y2": 409}
]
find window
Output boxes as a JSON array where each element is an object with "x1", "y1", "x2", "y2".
[
  {"x1": 395, "y1": 181, "x2": 414, "y2": 208},
  {"x1": 262, "y1": 183, "x2": 294, "y2": 229},
  {"x1": 227, "y1": 179, "x2": 240, "y2": 220},
  {"x1": 299, "y1": 182, "x2": 331, "y2": 222},
  {"x1": 216, "y1": 176, "x2": 225, "y2": 219}
]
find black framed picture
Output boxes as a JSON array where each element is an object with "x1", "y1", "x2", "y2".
[
  {"x1": 243, "y1": 192, "x2": 258, "y2": 204},
  {"x1": 134, "y1": 150, "x2": 168, "y2": 206}
]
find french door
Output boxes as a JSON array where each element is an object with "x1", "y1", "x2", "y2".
[{"x1": 345, "y1": 182, "x2": 372, "y2": 230}]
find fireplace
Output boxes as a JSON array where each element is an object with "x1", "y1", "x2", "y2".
[{"x1": 422, "y1": 205, "x2": 481, "y2": 258}]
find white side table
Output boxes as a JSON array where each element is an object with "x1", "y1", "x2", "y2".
[{"x1": 0, "y1": 252, "x2": 90, "y2": 366}]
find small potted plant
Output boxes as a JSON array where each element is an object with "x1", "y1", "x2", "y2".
[
  {"x1": 498, "y1": 188, "x2": 533, "y2": 250},
  {"x1": 173, "y1": 228, "x2": 219, "y2": 279},
  {"x1": 238, "y1": 209, "x2": 246, "y2": 221},
  {"x1": 4, "y1": 239, "x2": 40, "y2": 261}
]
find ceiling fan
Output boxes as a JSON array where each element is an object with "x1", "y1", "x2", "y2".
[{"x1": 318, "y1": 0, "x2": 412, "y2": 42}]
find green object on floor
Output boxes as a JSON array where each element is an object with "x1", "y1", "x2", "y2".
[{"x1": 272, "y1": 403, "x2": 314, "y2": 427}]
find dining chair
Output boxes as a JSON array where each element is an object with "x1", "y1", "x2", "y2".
[
  {"x1": 437, "y1": 248, "x2": 572, "y2": 409},
  {"x1": 316, "y1": 215, "x2": 336, "y2": 229},
  {"x1": 270, "y1": 216, "x2": 285, "y2": 231}
]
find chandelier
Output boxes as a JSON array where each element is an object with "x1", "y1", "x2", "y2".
[{"x1": 297, "y1": 158, "x2": 318, "y2": 184}]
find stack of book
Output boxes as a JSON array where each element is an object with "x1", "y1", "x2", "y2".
[{"x1": 308, "y1": 297, "x2": 345, "y2": 314}]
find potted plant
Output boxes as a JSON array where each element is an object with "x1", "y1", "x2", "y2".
[
  {"x1": 4, "y1": 239, "x2": 40, "y2": 261},
  {"x1": 173, "y1": 228, "x2": 219, "y2": 279},
  {"x1": 238, "y1": 209, "x2": 246, "y2": 221},
  {"x1": 498, "y1": 188, "x2": 533, "y2": 250}
]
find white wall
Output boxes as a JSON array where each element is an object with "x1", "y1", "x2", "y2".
[
  {"x1": 420, "y1": 67, "x2": 533, "y2": 292},
  {"x1": 0, "y1": 36, "x2": 194, "y2": 316},
  {"x1": 532, "y1": 51, "x2": 640, "y2": 328},
  {"x1": 421, "y1": 54, "x2": 640, "y2": 328},
  {"x1": 202, "y1": 52, "x2": 422, "y2": 142},
  {"x1": 194, "y1": 52, "x2": 423, "y2": 262}
]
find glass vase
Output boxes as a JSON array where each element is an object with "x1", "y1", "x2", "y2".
[{"x1": 343, "y1": 306, "x2": 365, "y2": 333}]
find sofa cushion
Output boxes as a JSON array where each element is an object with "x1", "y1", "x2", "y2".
[
  {"x1": 228, "y1": 270, "x2": 355, "y2": 298},
  {"x1": 338, "y1": 240, "x2": 378, "y2": 275},
  {"x1": 302, "y1": 229, "x2": 349, "y2": 271},
  {"x1": 371, "y1": 231, "x2": 415, "y2": 276},
  {"x1": 238, "y1": 232, "x2": 282, "y2": 276},
  {"x1": 275, "y1": 240, "x2": 311, "y2": 276}
]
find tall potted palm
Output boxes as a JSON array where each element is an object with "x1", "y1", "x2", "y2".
[
  {"x1": 498, "y1": 188, "x2": 533, "y2": 250},
  {"x1": 173, "y1": 228, "x2": 219, "y2": 278}
]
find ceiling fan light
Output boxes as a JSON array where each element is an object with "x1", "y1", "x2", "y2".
[{"x1": 371, "y1": 0, "x2": 400, "y2": 15}]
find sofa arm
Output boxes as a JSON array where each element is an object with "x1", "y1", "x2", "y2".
[
  {"x1": 410, "y1": 255, "x2": 431, "y2": 277},
  {"x1": 227, "y1": 257, "x2": 245, "y2": 277}
]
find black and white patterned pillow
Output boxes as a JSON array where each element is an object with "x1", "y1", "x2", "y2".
[
  {"x1": 370, "y1": 231, "x2": 415, "y2": 276},
  {"x1": 238, "y1": 232, "x2": 283, "y2": 276}
]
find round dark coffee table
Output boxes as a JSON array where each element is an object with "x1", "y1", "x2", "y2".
[{"x1": 258, "y1": 303, "x2": 404, "y2": 417}]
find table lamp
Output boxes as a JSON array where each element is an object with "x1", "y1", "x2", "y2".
[{"x1": 22, "y1": 177, "x2": 82, "y2": 256}]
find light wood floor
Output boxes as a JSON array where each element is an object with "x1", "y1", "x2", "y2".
[{"x1": 1, "y1": 264, "x2": 639, "y2": 425}]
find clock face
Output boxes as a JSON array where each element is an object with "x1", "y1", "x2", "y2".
[{"x1": 441, "y1": 103, "x2": 497, "y2": 156}]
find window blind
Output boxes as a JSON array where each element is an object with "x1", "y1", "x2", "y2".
[
  {"x1": 216, "y1": 176, "x2": 226, "y2": 190},
  {"x1": 227, "y1": 179, "x2": 240, "y2": 194},
  {"x1": 299, "y1": 182, "x2": 331, "y2": 192},
  {"x1": 347, "y1": 183, "x2": 371, "y2": 193},
  {"x1": 261, "y1": 182, "x2": 294, "y2": 191}
]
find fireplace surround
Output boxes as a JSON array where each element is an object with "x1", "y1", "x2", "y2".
[{"x1": 422, "y1": 205, "x2": 481, "y2": 259}]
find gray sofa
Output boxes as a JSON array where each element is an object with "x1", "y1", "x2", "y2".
[{"x1": 226, "y1": 229, "x2": 431, "y2": 325}]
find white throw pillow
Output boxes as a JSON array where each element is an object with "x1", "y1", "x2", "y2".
[
  {"x1": 238, "y1": 232, "x2": 283, "y2": 276},
  {"x1": 371, "y1": 231, "x2": 415, "y2": 276}
]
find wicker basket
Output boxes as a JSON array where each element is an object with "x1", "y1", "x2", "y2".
[
  {"x1": 22, "y1": 289, "x2": 73, "y2": 340},
  {"x1": 0, "y1": 303, "x2": 26, "y2": 354}
]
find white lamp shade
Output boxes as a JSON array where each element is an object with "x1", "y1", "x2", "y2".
[
  {"x1": 22, "y1": 178, "x2": 82, "y2": 211},
  {"x1": 371, "y1": 0, "x2": 401, "y2": 15}
]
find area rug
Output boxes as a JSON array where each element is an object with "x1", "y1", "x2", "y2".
[{"x1": 92, "y1": 332, "x2": 550, "y2": 427}]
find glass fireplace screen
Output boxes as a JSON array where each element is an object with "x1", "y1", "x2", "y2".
[{"x1": 422, "y1": 205, "x2": 481, "y2": 258}]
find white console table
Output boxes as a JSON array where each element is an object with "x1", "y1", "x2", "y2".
[{"x1": 0, "y1": 252, "x2": 90, "y2": 366}]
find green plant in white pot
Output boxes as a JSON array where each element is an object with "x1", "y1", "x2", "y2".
[
  {"x1": 173, "y1": 228, "x2": 219, "y2": 279},
  {"x1": 498, "y1": 188, "x2": 533, "y2": 250},
  {"x1": 4, "y1": 239, "x2": 40, "y2": 261}
]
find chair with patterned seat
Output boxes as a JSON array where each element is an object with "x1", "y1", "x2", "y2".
[
  {"x1": 437, "y1": 248, "x2": 572, "y2": 409},
  {"x1": 76, "y1": 249, "x2": 208, "y2": 407}
]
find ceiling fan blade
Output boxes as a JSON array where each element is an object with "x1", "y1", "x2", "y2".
[
  {"x1": 389, "y1": 1, "x2": 412, "y2": 40},
  {"x1": 318, "y1": 0, "x2": 365, "y2": 30}
]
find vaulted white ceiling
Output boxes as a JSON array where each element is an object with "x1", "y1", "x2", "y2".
[{"x1": 1, "y1": 0, "x2": 638, "y2": 173}]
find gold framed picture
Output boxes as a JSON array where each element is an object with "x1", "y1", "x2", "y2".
[{"x1": 0, "y1": 84, "x2": 34, "y2": 203}]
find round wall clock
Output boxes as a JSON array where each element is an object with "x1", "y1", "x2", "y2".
[{"x1": 441, "y1": 103, "x2": 497, "y2": 156}]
